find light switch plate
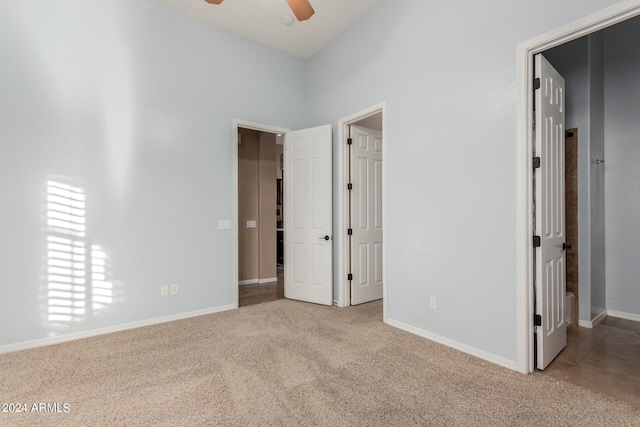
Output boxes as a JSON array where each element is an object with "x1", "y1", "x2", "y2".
[
  {"x1": 218, "y1": 220, "x2": 231, "y2": 230},
  {"x1": 246, "y1": 220, "x2": 257, "y2": 228}
]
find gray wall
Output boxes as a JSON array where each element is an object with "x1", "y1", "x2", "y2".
[
  {"x1": 588, "y1": 34, "x2": 607, "y2": 318},
  {"x1": 0, "y1": 0, "x2": 307, "y2": 347},
  {"x1": 604, "y1": 18, "x2": 640, "y2": 316}
]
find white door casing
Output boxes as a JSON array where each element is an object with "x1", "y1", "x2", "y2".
[
  {"x1": 284, "y1": 125, "x2": 333, "y2": 306},
  {"x1": 349, "y1": 125, "x2": 383, "y2": 305},
  {"x1": 535, "y1": 54, "x2": 567, "y2": 370}
]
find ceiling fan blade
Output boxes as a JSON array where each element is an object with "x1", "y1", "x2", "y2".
[
  {"x1": 203, "y1": 0, "x2": 223, "y2": 4},
  {"x1": 285, "y1": 0, "x2": 314, "y2": 21}
]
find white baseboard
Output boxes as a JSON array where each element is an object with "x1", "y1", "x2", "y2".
[
  {"x1": 239, "y1": 277, "x2": 278, "y2": 286},
  {"x1": 577, "y1": 308, "x2": 640, "y2": 329},
  {"x1": 0, "y1": 304, "x2": 235, "y2": 355},
  {"x1": 578, "y1": 319, "x2": 594, "y2": 328},
  {"x1": 592, "y1": 309, "x2": 607, "y2": 327},
  {"x1": 385, "y1": 318, "x2": 517, "y2": 372},
  {"x1": 606, "y1": 310, "x2": 640, "y2": 322},
  {"x1": 578, "y1": 309, "x2": 607, "y2": 329}
]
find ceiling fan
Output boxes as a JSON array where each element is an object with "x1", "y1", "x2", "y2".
[{"x1": 203, "y1": 0, "x2": 315, "y2": 22}]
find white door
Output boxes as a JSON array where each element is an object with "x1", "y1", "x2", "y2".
[
  {"x1": 284, "y1": 125, "x2": 333, "y2": 306},
  {"x1": 535, "y1": 54, "x2": 567, "y2": 370},
  {"x1": 349, "y1": 125, "x2": 383, "y2": 305}
]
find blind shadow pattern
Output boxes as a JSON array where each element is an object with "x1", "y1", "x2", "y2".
[{"x1": 44, "y1": 180, "x2": 122, "y2": 332}]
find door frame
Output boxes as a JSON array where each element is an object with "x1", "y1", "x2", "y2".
[
  {"x1": 515, "y1": 1, "x2": 640, "y2": 373},
  {"x1": 232, "y1": 119, "x2": 290, "y2": 308},
  {"x1": 336, "y1": 102, "x2": 387, "y2": 318}
]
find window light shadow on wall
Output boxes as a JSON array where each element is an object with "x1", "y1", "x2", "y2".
[{"x1": 43, "y1": 179, "x2": 124, "y2": 332}]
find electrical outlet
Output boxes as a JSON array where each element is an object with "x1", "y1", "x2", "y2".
[
  {"x1": 430, "y1": 296, "x2": 437, "y2": 309},
  {"x1": 171, "y1": 284, "x2": 179, "y2": 295},
  {"x1": 160, "y1": 285, "x2": 169, "y2": 297}
]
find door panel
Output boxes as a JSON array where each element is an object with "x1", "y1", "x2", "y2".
[
  {"x1": 284, "y1": 125, "x2": 332, "y2": 306},
  {"x1": 350, "y1": 125, "x2": 383, "y2": 305},
  {"x1": 535, "y1": 54, "x2": 567, "y2": 370}
]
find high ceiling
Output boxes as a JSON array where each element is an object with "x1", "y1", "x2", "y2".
[{"x1": 155, "y1": 0, "x2": 382, "y2": 59}]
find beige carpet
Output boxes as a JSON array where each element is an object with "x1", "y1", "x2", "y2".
[{"x1": 1, "y1": 300, "x2": 639, "y2": 427}]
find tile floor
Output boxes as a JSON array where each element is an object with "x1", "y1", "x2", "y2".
[
  {"x1": 238, "y1": 266, "x2": 284, "y2": 307},
  {"x1": 539, "y1": 316, "x2": 640, "y2": 408}
]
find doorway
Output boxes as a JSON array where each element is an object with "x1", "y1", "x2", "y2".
[
  {"x1": 533, "y1": 17, "x2": 640, "y2": 404},
  {"x1": 516, "y1": 2, "x2": 640, "y2": 373},
  {"x1": 232, "y1": 120, "x2": 334, "y2": 308},
  {"x1": 337, "y1": 103, "x2": 388, "y2": 317},
  {"x1": 236, "y1": 127, "x2": 284, "y2": 307},
  {"x1": 232, "y1": 120, "x2": 289, "y2": 308}
]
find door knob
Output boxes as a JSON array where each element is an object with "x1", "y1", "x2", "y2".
[
  {"x1": 319, "y1": 235, "x2": 330, "y2": 241},
  {"x1": 563, "y1": 242, "x2": 572, "y2": 251}
]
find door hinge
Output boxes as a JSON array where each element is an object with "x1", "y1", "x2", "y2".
[
  {"x1": 534, "y1": 314, "x2": 542, "y2": 327},
  {"x1": 533, "y1": 78, "x2": 541, "y2": 90},
  {"x1": 347, "y1": 183, "x2": 353, "y2": 190},
  {"x1": 347, "y1": 228, "x2": 353, "y2": 236},
  {"x1": 348, "y1": 273, "x2": 353, "y2": 281},
  {"x1": 533, "y1": 157, "x2": 541, "y2": 169},
  {"x1": 533, "y1": 235, "x2": 541, "y2": 248},
  {"x1": 347, "y1": 137, "x2": 353, "y2": 145}
]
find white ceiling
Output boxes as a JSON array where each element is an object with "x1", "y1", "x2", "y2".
[{"x1": 156, "y1": 0, "x2": 382, "y2": 59}]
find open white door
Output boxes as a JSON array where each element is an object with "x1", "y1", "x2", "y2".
[
  {"x1": 535, "y1": 54, "x2": 567, "y2": 370},
  {"x1": 349, "y1": 125, "x2": 383, "y2": 305},
  {"x1": 284, "y1": 125, "x2": 333, "y2": 306}
]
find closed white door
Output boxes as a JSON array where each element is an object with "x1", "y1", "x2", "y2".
[
  {"x1": 284, "y1": 125, "x2": 333, "y2": 306},
  {"x1": 535, "y1": 54, "x2": 567, "y2": 370},
  {"x1": 350, "y1": 125, "x2": 383, "y2": 305}
]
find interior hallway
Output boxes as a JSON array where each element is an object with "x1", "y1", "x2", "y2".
[
  {"x1": 239, "y1": 266, "x2": 284, "y2": 307},
  {"x1": 539, "y1": 316, "x2": 640, "y2": 408}
]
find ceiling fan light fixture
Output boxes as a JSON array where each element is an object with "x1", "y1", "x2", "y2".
[
  {"x1": 202, "y1": 0, "x2": 314, "y2": 23},
  {"x1": 284, "y1": 0, "x2": 314, "y2": 21}
]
